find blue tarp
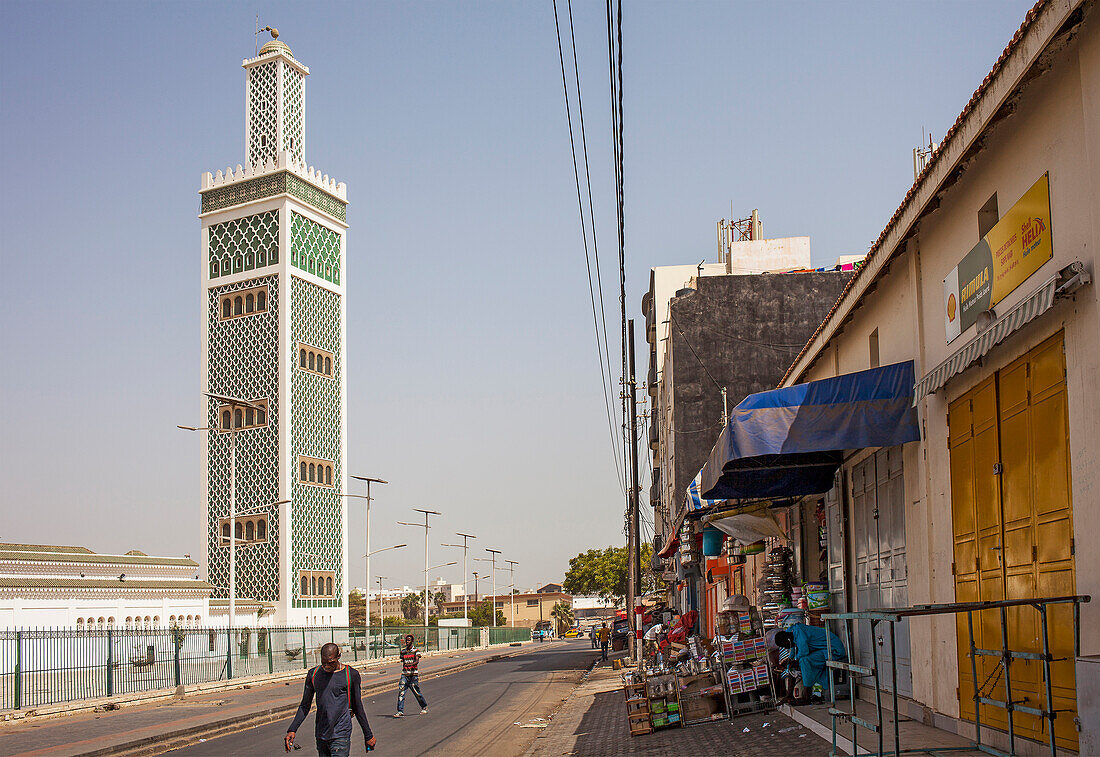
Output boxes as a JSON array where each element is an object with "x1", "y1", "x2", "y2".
[{"x1": 699, "y1": 361, "x2": 921, "y2": 500}]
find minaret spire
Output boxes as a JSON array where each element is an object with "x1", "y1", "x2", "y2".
[{"x1": 243, "y1": 29, "x2": 308, "y2": 167}]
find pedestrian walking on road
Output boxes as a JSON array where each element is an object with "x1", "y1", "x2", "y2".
[
  {"x1": 589, "y1": 627, "x2": 597, "y2": 649},
  {"x1": 285, "y1": 643, "x2": 376, "y2": 756},
  {"x1": 598, "y1": 622, "x2": 610, "y2": 661},
  {"x1": 395, "y1": 634, "x2": 428, "y2": 717}
]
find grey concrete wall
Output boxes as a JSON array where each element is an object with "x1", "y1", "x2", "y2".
[{"x1": 664, "y1": 272, "x2": 852, "y2": 519}]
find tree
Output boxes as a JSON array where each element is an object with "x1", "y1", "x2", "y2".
[
  {"x1": 348, "y1": 590, "x2": 366, "y2": 627},
  {"x1": 469, "y1": 599, "x2": 506, "y2": 627},
  {"x1": 401, "y1": 592, "x2": 423, "y2": 621},
  {"x1": 550, "y1": 601, "x2": 575, "y2": 634},
  {"x1": 562, "y1": 544, "x2": 655, "y2": 603},
  {"x1": 432, "y1": 591, "x2": 447, "y2": 616}
]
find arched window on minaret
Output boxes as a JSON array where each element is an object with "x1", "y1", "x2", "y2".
[
  {"x1": 234, "y1": 296, "x2": 243, "y2": 315},
  {"x1": 308, "y1": 463, "x2": 315, "y2": 482},
  {"x1": 234, "y1": 408, "x2": 243, "y2": 428},
  {"x1": 300, "y1": 348, "x2": 307, "y2": 368},
  {"x1": 257, "y1": 290, "x2": 266, "y2": 311},
  {"x1": 222, "y1": 522, "x2": 231, "y2": 542},
  {"x1": 245, "y1": 293, "x2": 254, "y2": 313},
  {"x1": 235, "y1": 521, "x2": 243, "y2": 540},
  {"x1": 222, "y1": 299, "x2": 231, "y2": 319},
  {"x1": 302, "y1": 576, "x2": 309, "y2": 596},
  {"x1": 222, "y1": 409, "x2": 231, "y2": 429},
  {"x1": 245, "y1": 520, "x2": 255, "y2": 541},
  {"x1": 257, "y1": 519, "x2": 267, "y2": 541}
]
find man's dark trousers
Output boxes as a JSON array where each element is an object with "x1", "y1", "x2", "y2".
[{"x1": 317, "y1": 736, "x2": 351, "y2": 757}]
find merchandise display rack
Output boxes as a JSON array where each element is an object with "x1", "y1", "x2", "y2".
[
  {"x1": 719, "y1": 612, "x2": 778, "y2": 717},
  {"x1": 624, "y1": 678, "x2": 652, "y2": 736},
  {"x1": 645, "y1": 672, "x2": 682, "y2": 730}
]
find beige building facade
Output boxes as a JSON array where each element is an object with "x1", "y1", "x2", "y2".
[{"x1": 776, "y1": 1, "x2": 1098, "y2": 751}]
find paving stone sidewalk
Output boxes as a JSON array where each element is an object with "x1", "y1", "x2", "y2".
[{"x1": 526, "y1": 662, "x2": 831, "y2": 757}]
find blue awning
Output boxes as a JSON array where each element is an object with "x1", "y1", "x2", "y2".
[{"x1": 699, "y1": 361, "x2": 921, "y2": 500}]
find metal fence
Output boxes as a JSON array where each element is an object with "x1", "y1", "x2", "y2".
[{"x1": 0, "y1": 624, "x2": 531, "y2": 711}]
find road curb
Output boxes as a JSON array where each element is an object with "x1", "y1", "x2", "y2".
[{"x1": 61, "y1": 644, "x2": 536, "y2": 757}]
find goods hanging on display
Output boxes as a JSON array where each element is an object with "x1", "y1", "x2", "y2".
[{"x1": 759, "y1": 545, "x2": 794, "y2": 629}]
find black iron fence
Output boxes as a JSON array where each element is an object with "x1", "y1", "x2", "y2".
[{"x1": 0, "y1": 624, "x2": 531, "y2": 710}]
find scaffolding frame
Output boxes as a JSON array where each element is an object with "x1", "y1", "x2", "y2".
[{"x1": 823, "y1": 595, "x2": 1090, "y2": 757}]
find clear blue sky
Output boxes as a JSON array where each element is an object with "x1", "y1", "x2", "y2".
[{"x1": 0, "y1": 1, "x2": 1034, "y2": 592}]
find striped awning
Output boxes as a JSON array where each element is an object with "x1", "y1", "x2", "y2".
[{"x1": 914, "y1": 275, "x2": 1059, "y2": 405}]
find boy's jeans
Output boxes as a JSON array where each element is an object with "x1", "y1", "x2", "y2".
[{"x1": 397, "y1": 673, "x2": 427, "y2": 712}]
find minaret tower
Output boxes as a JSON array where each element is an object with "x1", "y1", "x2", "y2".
[{"x1": 198, "y1": 31, "x2": 349, "y2": 626}]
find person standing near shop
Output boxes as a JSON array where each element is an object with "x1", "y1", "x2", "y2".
[
  {"x1": 285, "y1": 643, "x2": 376, "y2": 756},
  {"x1": 598, "y1": 622, "x2": 610, "y2": 661},
  {"x1": 395, "y1": 634, "x2": 428, "y2": 717},
  {"x1": 589, "y1": 626, "x2": 598, "y2": 649}
]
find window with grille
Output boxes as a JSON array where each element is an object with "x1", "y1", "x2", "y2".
[
  {"x1": 298, "y1": 456, "x2": 335, "y2": 487},
  {"x1": 219, "y1": 285, "x2": 270, "y2": 321},
  {"x1": 298, "y1": 570, "x2": 337, "y2": 598},
  {"x1": 297, "y1": 342, "x2": 335, "y2": 378}
]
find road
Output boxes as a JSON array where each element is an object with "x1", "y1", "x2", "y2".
[{"x1": 169, "y1": 640, "x2": 597, "y2": 756}]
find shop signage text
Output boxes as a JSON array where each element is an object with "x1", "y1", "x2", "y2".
[{"x1": 944, "y1": 173, "x2": 1053, "y2": 342}]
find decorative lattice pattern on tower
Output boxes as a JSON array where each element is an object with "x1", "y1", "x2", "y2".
[
  {"x1": 208, "y1": 211, "x2": 279, "y2": 279},
  {"x1": 283, "y1": 68, "x2": 305, "y2": 163},
  {"x1": 206, "y1": 275, "x2": 280, "y2": 604},
  {"x1": 201, "y1": 172, "x2": 347, "y2": 222},
  {"x1": 248, "y1": 61, "x2": 279, "y2": 166},
  {"x1": 290, "y1": 275, "x2": 343, "y2": 609},
  {"x1": 291, "y1": 212, "x2": 341, "y2": 284}
]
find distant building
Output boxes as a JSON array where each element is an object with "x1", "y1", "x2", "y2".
[
  {"x1": 0, "y1": 543, "x2": 213, "y2": 630},
  {"x1": 571, "y1": 595, "x2": 620, "y2": 623},
  {"x1": 439, "y1": 591, "x2": 571, "y2": 629},
  {"x1": 536, "y1": 583, "x2": 563, "y2": 594}
]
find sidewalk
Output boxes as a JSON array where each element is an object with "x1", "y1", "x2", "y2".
[
  {"x1": 526, "y1": 659, "x2": 832, "y2": 757},
  {"x1": 2, "y1": 642, "x2": 530, "y2": 757}
]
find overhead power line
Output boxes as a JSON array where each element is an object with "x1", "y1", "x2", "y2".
[{"x1": 552, "y1": 0, "x2": 624, "y2": 493}]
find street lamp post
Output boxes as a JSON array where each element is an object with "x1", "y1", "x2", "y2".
[
  {"x1": 179, "y1": 391, "x2": 271, "y2": 630},
  {"x1": 343, "y1": 476, "x2": 387, "y2": 654},
  {"x1": 485, "y1": 549, "x2": 501, "y2": 628},
  {"x1": 360, "y1": 543, "x2": 404, "y2": 657},
  {"x1": 346, "y1": 476, "x2": 386, "y2": 636},
  {"x1": 505, "y1": 560, "x2": 519, "y2": 628},
  {"x1": 472, "y1": 572, "x2": 479, "y2": 604},
  {"x1": 398, "y1": 509, "x2": 440, "y2": 640},
  {"x1": 375, "y1": 576, "x2": 387, "y2": 657},
  {"x1": 417, "y1": 561, "x2": 457, "y2": 622},
  {"x1": 441, "y1": 533, "x2": 476, "y2": 626}
]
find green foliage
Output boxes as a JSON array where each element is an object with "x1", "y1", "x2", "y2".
[
  {"x1": 401, "y1": 592, "x2": 423, "y2": 620},
  {"x1": 468, "y1": 599, "x2": 506, "y2": 627},
  {"x1": 550, "y1": 600, "x2": 575, "y2": 634},
  {"x1": 382, "y1": 616, "x2": 407, "y2": 626},
  {"x1": 563, "y1": 544, "x2": 656, "y2": 602},
  {"x1": 348, "y1": 591, "x2": 366, "y2": 627}
]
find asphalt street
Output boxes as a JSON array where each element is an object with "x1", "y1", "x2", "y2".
[{"x1": 168, "y1": 640, "x2": 597, "y2": 756}]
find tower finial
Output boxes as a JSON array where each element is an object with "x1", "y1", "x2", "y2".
[{"x1": 259, "y1": 25, "x2": 278, "y2": 40}]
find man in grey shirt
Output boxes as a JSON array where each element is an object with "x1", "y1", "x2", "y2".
[{"x1": 285, "y1": 643, "x2": 376, "y2": 756}]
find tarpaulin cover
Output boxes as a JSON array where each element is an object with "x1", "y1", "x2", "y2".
[
  {"x1": 704, "y1": 510, "x2": 786, "y2": 544},
  {"x1": 699, "y1": 361, "x2": 921, "y2": 499},
  {"x1": 686, "y1": 473, "x2": 725, "y2": 512}
]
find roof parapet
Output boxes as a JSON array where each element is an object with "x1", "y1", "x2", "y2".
[{"x1": 201, "y1": 150, "x2": 346, "y2": 201}]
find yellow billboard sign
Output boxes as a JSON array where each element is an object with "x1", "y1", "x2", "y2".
[{"x1": 944, "y1": 173, "x2": 1053, "y2": 342}]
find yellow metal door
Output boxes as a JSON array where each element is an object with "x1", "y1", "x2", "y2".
[
  {"x1": 949, "y1": 331, "x2": 1076, "y2": 750},
  {"x1": 998, "y1": 333, "x2": 1076, "y2": 749},
  {"x1": 949, "y1": 375, "x2": 1005, "y2": 731}
]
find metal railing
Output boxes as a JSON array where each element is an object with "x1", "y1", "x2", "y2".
[
  {"x1": 823, "y1": 595, "x2": 1089, "y2": 757},
  {"x1": 0, "y1": 624, "x2": 530, "y2": 711}
]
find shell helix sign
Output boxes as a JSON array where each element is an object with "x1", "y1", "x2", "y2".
[{"x1": 944, "y1": 173, "x2": 1053, "y2": 342}]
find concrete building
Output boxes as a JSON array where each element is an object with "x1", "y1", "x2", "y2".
[
  {"x1": 439, "y1": 591, "x2": 572, "y2": 629},
  {"x1": 197, "y1": 35, "x2": 350, "y2": 627},
  {"x1": 643, "y1": 248, "x2": 852, "y2": 622},
  {"x1": 571, "y1": 594, "x2": 620, "y2": 624},
  {"x1": 710, "y1": 2, "x2": 1096, "y2": 752},
  {"x1": 0, "y1": 543, "x2": 213, "y2": 630}
]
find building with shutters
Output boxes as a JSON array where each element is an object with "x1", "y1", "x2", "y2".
[
  {"x1": 767, "y1": 1, "x2": 1098, "y2": 751},
  {"x1": 197, "y1": 33, "x2": 350, "y2": 627}
]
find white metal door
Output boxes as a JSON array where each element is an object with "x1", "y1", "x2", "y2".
[{"x1": 852, "y1": 448, "x2": 912, "y2": 698}]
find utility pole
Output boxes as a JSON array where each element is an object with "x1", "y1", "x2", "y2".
[
  {"x1": 505, "y1": 560, "x2": 518, "y2": 627},
  {"x1": 485, "y1": 549, "x2": 501, "y2": 627},
  {"x1": 627, "y1": 319, "x2": 642, "y2": 664}
]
